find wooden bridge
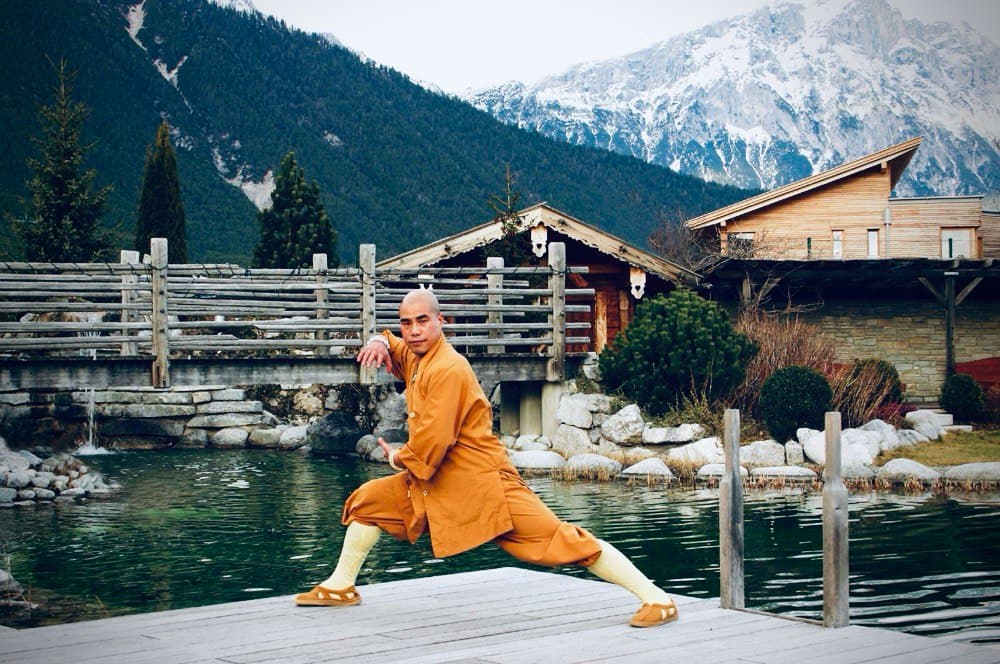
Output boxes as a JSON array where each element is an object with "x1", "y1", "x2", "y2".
[{"x1": 0, "y1": 240, "x2": 591, "y2": 392}]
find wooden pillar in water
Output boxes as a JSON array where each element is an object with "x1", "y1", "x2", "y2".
[
  {"x1": 823, "y1": 411, "x2": 849, "y2": 627},
  {"x1": 719, "y1": 408, "x2": 745, "y2": 609}
]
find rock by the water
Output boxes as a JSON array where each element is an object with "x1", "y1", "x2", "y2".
[
  {"x1": 306, "y1": 411, "x2": 365, "y2": 455},
  {"x1": 621, "y1": 458, "x2": 674, "y2": 479},
  {"x1": 509, "y1": 450, "x2": 566, "y2": 470},
  {"x1": 877, "y1": 459, "x2": 941, "y2": 483}
]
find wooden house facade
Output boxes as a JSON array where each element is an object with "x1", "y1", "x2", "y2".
[
  {"x1": 686, "y1": 137, "x2": 998, "y2": 261},
  {"x1": 685, "y1": 137, "x2": 1000, "y2": 404},
  {"x1": 379, "y1": 202, "x2": 699, "y2": 354}
]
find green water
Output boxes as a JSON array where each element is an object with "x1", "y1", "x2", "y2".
[{"x1": 1, "y1": 449, "x2": 998, "y2": 645}]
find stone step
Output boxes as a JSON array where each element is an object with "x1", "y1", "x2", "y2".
[{"x1": 942, "y1": 424, "x2": 974, "y2": 434}]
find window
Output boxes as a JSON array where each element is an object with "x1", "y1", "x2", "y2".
[
  {"x1": 832, "y1": 230, "x2": 843, "y2": 258},
  {"x1": 867, "y1": 229, "x2": 879, "y2": 258},
  {"x1": 727, "y1": 232, "x2": 754, "y2": 258},
  {"x1": 941, "y1": 228, "x2": 973, "y2": 258}
]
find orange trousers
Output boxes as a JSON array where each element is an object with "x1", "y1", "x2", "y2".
[{"x1": 342, "y1": 471, "x2": 602, "y2": 567}]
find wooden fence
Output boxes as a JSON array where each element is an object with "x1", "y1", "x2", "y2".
[{"x1": 0, "y1": 240, "x2": 592, "y2": 389}]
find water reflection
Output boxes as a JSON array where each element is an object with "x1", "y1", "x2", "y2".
[{"x1": 0, "y1": 450, "x2": 997, "y2": 644}]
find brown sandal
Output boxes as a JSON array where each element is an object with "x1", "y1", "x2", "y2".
[
  {"x1": 629, "y1": 599, "x2": 679, "y2": 627},
  {"x1": 295, "y1": 584, "x2": 362, "y2": 607}
]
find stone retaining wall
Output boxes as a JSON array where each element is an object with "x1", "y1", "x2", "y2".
[{"x1": 0, "y1": 384, "x2": 378, "y2": 451}]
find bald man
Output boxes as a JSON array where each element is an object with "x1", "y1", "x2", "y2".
[{"x1": 294, "y1": 289, "x2": 678, "y2": 628}]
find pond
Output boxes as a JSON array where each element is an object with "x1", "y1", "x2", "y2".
[{"x1": 1, "y1": 449, "x2": 998, "y2": 645}]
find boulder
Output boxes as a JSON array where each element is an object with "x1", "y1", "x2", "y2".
[
  {"x1": 16, "y1": 449, "x2": 43, "y2": 468},
  {"x1": 306, "y1": 411, "x2": 365, "y2": 455},
  {"x1": 248, "y1": 427, "x2": 285, "y2": 449},
  {"x1": 740, "y1": 440, "x2": 786, "y2": 467},
  {"x1": 0, "y1": 487, "x2": 16, "y2": 503},
  {"x1": 556, "y1": 395, "x2": 594, "y2": 429},
  {"x1": 897, "y1": 429, "x2": 930, "y2": 446},
  {"x1": 210, "y1": 427, "x2": 249, "y2": 449},
  {"x1": 514, "y1": 435, "x2": 551, "y2": 452},
  {"x1": 944, "y1": 462, "x2": 1000, "y2": 482},
  {"x1": 3, "y1": 471, "x2": 33, "y2": 489},
  {"x1": 785, "y1": 441, "x2": 805, "y2": 465},
  {"x1": 551, "y1": 424, "x2": 594, "y2": 458},
  {"x1": 697, "y1": 463, "x2": 748, "y2": 479},
  {"x1": 667, "y1": 437, "x2": 723, "y2": 466},
  {"x1": 904, "y1": 409, "x2": 943, "y2": 440},
  {"x1": 643, "y1": 423, "x2": 705, "y2": 445},
  {"x1": 509, "y1": 450, "x2": 566, "y2": 470},
  {"x1": 877, "y1": 459, "x2": 941, "y2": 483},
  {"x1": 565, "y1": 453, "x2": 623, "y2": 475},
  {"x1": 600, "y1": 404, "x2": 645, "y2": 445},
  {"x1": 278, "y1": 425, "x2": 309, "y2": 450},
  {"x1": 860, "y1": 419, "x2": 902, "y2": 452},
  {"x1": 841, "y1": 428, "x2": 882, "y2": 459},
  {"x1": 621, "y1": 458, "x2": 675, "y2": 479}
]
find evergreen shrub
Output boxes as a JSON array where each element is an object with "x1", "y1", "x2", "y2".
[
  {"x1": 759, "y1": 365, "x2": 832, "y2": 443},
  {"x1": 598, "y1": 289, "x2": 756, "y2": 416},
  {"x1": 939, "y1": 373, "x2": 985, "y2": 422}
]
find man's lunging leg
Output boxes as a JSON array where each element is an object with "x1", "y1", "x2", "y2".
[
  {"x1": 587, "y1": 539, "x2": 679, "y2": 627},
  {"x1": 295, "y1": 521, "x2": 381, "y2": 606}
]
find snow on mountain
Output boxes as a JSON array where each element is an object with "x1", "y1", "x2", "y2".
[{"x1": 468, "y1": 0, "x2": 999, "y2": 199}]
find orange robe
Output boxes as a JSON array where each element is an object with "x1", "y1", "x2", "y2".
[{"x1": 342, "y1": 331, "x2": 601, "y2": 567}]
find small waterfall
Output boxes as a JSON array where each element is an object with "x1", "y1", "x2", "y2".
[{"x1": 76, "y1": 388, "x2": 111, "y2": 455}]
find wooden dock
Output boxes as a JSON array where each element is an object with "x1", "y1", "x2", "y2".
[{"x1": 2, "y1": 568, "x2": 997, "y2": 664}]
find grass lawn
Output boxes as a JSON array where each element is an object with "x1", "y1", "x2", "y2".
[{"x1": 876, "y1": 428, "x2": 1000, "y2": 466}]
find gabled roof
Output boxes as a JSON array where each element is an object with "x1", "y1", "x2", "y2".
[
  {"x1": 685, "y1": 136, "x2": 922, "y2": 230},
  {"x1": 378, "y1": 202, "x2": 700, "y2": 285}
]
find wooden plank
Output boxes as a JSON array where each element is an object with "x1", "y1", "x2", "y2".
[{"x1": 5, "y1": 568, "x2": 994, "y2": 664}]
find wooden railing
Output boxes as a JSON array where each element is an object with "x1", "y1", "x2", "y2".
[{"x1": 0, "y1": 240, "x2": 592, "y2": 389}]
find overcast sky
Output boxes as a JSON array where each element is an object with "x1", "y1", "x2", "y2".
[{"x1": 249, "y1": 0, "x2": 999, "y2": 95}]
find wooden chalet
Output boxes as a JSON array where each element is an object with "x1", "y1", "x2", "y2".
[
  {"x1": 685, "y1": 137, "x2": 999, "y2": 404},
  {"x1": 379, "y1": 202, "x2": 699, "y2": 354},
  {"x1": 685, "y1": 136, "x2": 998, "y2": 260}
]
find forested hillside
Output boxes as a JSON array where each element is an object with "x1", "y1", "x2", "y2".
[{"x1": 0, "y1": 0, "x2": 751, "y2": 264}]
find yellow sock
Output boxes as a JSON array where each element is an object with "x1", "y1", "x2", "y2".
[
  {"x1": 322, "y1": 521, "x2": 381, "y2": 589},
  {"x1": 587, "y1": 539, "x2": 671, "y2": 605}
]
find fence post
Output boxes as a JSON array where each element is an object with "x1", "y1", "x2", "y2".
[
  {"x1": 487, "y1": 257, "x2": 504, "y2": 355},
  {"x1": 546, "y1": 242, "x2": 566, "y2": 381},
  {"x1": 120, "y1": 249, "x2": 140, "y2": 357},
  {"x1": 359, "y1": 244, "x2": 377, "y2": 384},
  {"x1": 823, "y1": 411, "x2": 849, "y2": 627},
  {"x1": 720, "y1": 408, "x2": 745, "y2": 609},
  {"x1": 149, "y1": 238, "x2": 170, "y2": 388},
  {"x1": 313, "y1": 253, "x2": 329, "y2": 355}
]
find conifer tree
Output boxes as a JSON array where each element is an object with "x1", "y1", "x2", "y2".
[
  {"x1": 252, "y1": 151, "x2": 337, "y2": 268},
  {"x1": 135, "y1": 121, "x2": 187, "y2": 262},
  {"x1": 14, "y1": 59, "x2": 113, "y2": 262}
]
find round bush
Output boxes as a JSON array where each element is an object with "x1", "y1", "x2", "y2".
[
  {"x1": 760, "y1": 365, "x2": 832, "y2": 443},
  {"x1": 597, "y1": 289, "x2": 756, "y2": 415},
  {"x1": 939, "y1": 373, "x2": 985, "y2": 422}
]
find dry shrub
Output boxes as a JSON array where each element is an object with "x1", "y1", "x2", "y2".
[
  {"x1": 732, "y1": 311, "x2": 836, "y2": 417},
  {"x1": 983, "y1": 384, "x2": 1000, "y2": 424},
  {"x1": 829, "y1": 360, "x2": 904, "y2": 428}
]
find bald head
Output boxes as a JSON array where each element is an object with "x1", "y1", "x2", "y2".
[
  {"x1": 398, "y1": 288, "x2": 444, "y2": 356},
  {"x1": 400, "y1": 288, "x2": 440, "y2": 315}
]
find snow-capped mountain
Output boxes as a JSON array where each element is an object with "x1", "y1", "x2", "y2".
[{"x1": 468, "y1": 0, "x2": 999, "y2": 199}]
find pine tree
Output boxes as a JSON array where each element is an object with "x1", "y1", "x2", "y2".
[
  {"x1": 14, "y1": 59, "x2": 113, "y2": 262},
  {"x1": 135, "y1": 121, "x2": 187, "y2": 262},
  {"x1": 484, "y1": 163, "x2": 534, "y2": 268},
  {"x1": 252, "y1": 151, "x2": 337, "y2": 269}
]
